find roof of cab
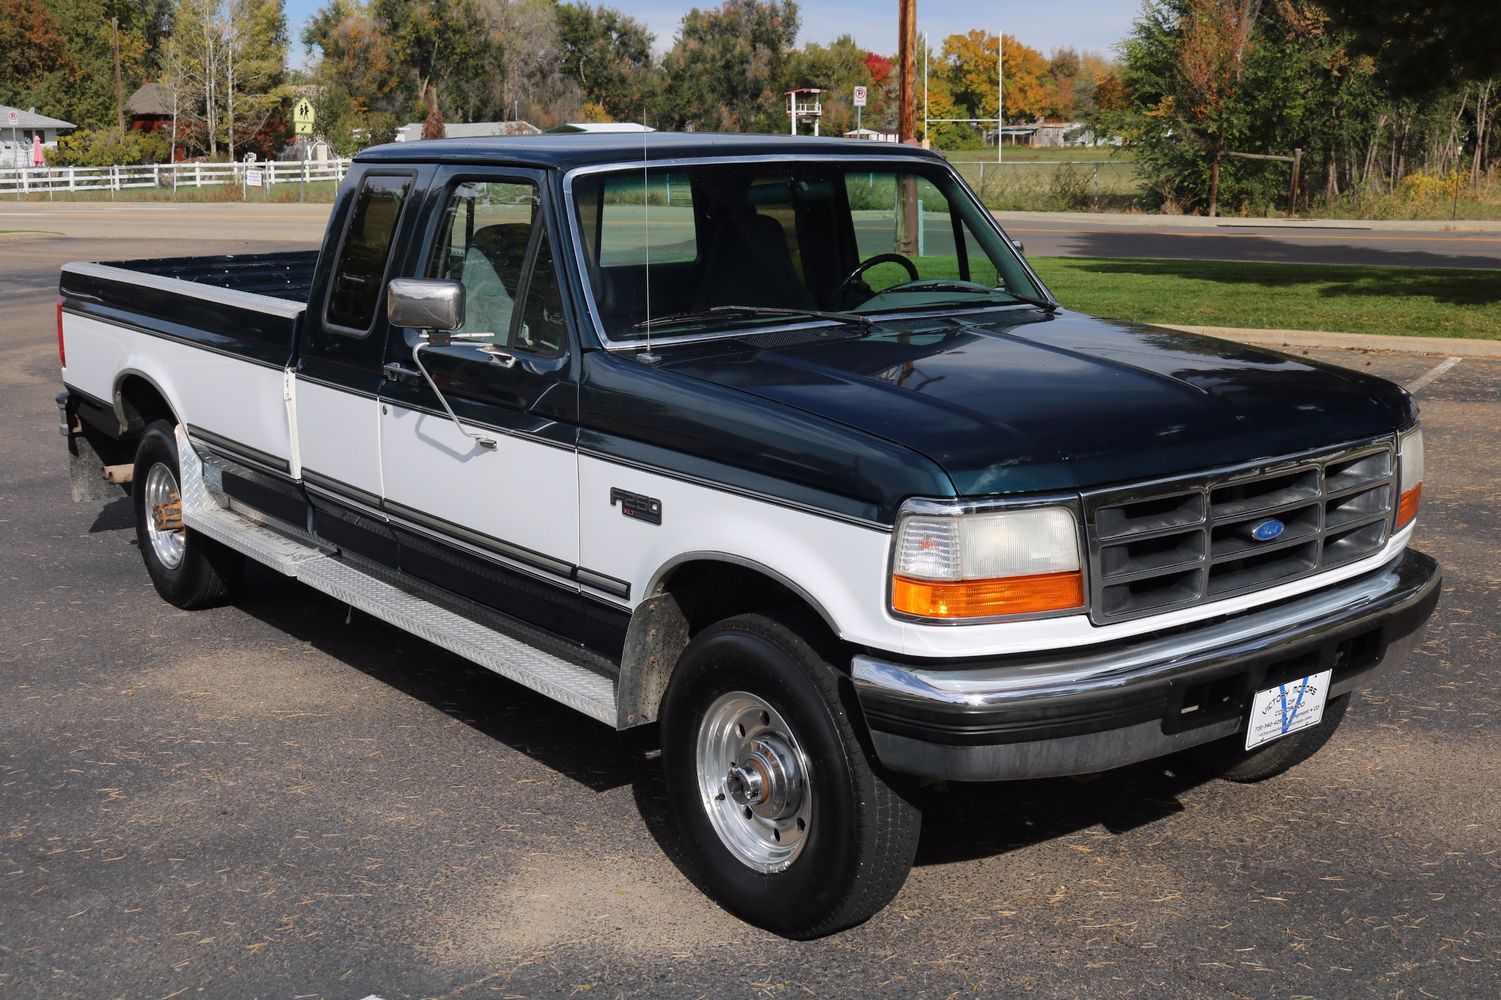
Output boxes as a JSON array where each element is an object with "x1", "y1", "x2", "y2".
[{"x1": 354, "y1": 131, "x2": 945, "y2": 169}]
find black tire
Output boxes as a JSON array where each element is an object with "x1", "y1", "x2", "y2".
[
  {"x1": 660, "y1": 613, "x2": 922, "y2": 938},
  {"x1": 1201, "y1": 694, "x2": 1352, "y2": 783},
  {"x1": 132, "y1": 420, "x2": 243, "y2": 610}
]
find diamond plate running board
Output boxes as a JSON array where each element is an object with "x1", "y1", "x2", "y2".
[{"x1": 173, "y1": 426, "x2": 618, "y2": 726}]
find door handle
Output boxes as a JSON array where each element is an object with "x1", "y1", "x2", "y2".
[
  {"x1": 383, "y1": 361, "x2": 420, "y2": 383},
  {"x1": 476, "y1": 345, "x2": 517, "y2": 368}
]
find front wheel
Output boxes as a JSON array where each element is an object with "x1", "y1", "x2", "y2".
[
  {"x1": 132, "y1": 420, "x2": 243, "y2": 610},
  {"x1": 660, "y1": 614, "x2": 921, "y2": 938}
]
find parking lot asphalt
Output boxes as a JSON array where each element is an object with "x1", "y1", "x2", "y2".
[{"x1": 1, "y1": 228, "x2": 1498, "y2": 999}]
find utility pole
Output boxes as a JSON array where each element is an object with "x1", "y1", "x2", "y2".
[
  {"x1": 997, "y1": 31, "x2": 1004, "y2": 163},
  {"x1": 896, "y1": 0, "x2": 918, "y2": 253},
  {"x1": 898, "y1": 0, "x2": 916, "y2": 143},
  {"x1": 112, "y1": 16, "x2": 125, "y2": 135}
]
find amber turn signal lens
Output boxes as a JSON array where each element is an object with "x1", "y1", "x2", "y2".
[
  {"x1": 892, "y1": 570, "x2": 1085, "y2": 619},
  {"x1": 1396, "y1": 483, "x2": 1422, "y2": 527}
]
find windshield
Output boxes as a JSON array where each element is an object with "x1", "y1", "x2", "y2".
[{"x1": 570, "y1": 161, "x2": 1048, "y2": 342}]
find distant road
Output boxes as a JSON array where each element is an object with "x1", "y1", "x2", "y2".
[
  {"x1": 4, "y1": 201, "x2": 1500, "y2": 270},
  {"x1": 996, "y1": 212, "x2": 1501, "y2": 269}
]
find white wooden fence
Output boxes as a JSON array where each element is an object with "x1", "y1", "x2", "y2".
[{"x1": 0, "y1": 158, "x2": 353, "y2": 196}]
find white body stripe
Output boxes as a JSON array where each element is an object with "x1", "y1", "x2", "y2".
[
  {"x1": 582, "y1": 452, "x2": 1415, "y2": 660},
  {"x1": 381, "y1": 405, "x2": 580, "y2": 568},
  {"x1": 61, "y1": 312, "x2": 292, "y2": 468},
  {"x1": 296, "y1": 381, "x2": 383, "y2": 497},
  {"x1": 579, "y1": 454, "x2": 891, "y2": 637}
]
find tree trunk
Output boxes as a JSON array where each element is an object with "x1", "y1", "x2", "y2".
[
  {"x1": 1472, "y1": 81, "x2": 1491, "y2": 185},
  {"x1": 1208, "y1": 149, "x2": 1221, "y2": 217}
]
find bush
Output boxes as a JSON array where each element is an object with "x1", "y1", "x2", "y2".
[{"x1": 50, "y1": 128, "x2": 172, "y2": 167}]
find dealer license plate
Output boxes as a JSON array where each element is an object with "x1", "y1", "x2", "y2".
[{"x1": 1244, "y1": 670, "x2": 1332, "y2": 751}]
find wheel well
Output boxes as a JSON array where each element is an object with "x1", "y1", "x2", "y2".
[
  {"x1": 115, "y1": 374, "x2": 176, "y2": 439},
  {"x1": 615, "y1": 558, "x2": 845, "y2": 728}
]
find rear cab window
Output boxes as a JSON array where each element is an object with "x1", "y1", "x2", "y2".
[{"x1": 325, "y1": 173, "x2": 414, "y2": 335}]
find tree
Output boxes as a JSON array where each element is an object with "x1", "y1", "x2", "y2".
[
  {"x1": 302, "y1": 0, "x2": 404, "y2": 116},
  {"x1": 1311, "y1": 2, "x2": 1501, "y2": 97},
  {"x1": 162, "y1": 0, "x2": 287, "y2": 158},
  {"x1": 941, "y1": 30, "x2": 1050, "y2": 124},
  {"x1": 660, "y1": 0, "x2": 800, "y2": 133},
  {"x1": 1179, "y1": 0, "x2": 1262, "y2": 214},
  {"x1": 420, "y1": 81, "x2": 444, "y2": 138},
  {"x1": 556, "y1": 3, "x2": 655, "y2": 121},
  {"x1": 785, "y1": 34, "x2": 874, "y2": 134},
  {"x1": 6, "y1": 0, "x2": 150, "y2": 129},
  {"x1": 224, "y1": 0, "x2": 288, "y2": 159},
  {"x1": 371, "y1": 0, "x2": 492, "y2": 121},
  {"x1": 0, "y1": 0, "x2": 68, "y2": 98}
]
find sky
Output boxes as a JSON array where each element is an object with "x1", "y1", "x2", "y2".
[{"x1": 284, "y1": 0, "x2": 1140, "y2": 69}]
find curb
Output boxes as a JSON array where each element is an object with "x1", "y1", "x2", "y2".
[{"x1": 1164, "y1": 324, "x2": 1501, "y2": 359}]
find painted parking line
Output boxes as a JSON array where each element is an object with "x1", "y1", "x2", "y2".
[{"x1": 1406, "y1": 356, "x2": 1464, "y2": 393}]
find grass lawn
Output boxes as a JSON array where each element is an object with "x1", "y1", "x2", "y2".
[{"x1": 1027, "y1": 256, "x2": 1501, "y2": 340}]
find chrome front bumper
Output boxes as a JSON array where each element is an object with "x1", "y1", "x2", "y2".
[{"x1": 852, "y1": 548, "x2": 1441, "y2": 781}]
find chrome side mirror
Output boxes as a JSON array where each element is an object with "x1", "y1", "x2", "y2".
[
  {"x1": 1010, "y1": 238, "x2": 1025, "y2": 255},
  {"x1": 388, "y1": 278, "x2": 465, "y2": 333}
]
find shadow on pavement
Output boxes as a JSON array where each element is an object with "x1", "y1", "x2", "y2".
[
  {"x1": 1062, "y1": 226, "x2": 1501, "y2": 273},
  {"x1": 1059, "y1": 250, "x2": 1501, "y2": 307},
  {"x1": 227, "y1": 565, "x2": 1220, "y2": 886}
]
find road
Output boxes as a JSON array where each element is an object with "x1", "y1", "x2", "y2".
[
  {"x1": 999, "y1": 212, "x2": 1501, "y2": 269},
  {"x1": 1, "y1": 222, "x2": 1499, "y2": 998}
]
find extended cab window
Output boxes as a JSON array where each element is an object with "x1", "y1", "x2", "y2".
[
  {"x1": 431, "y1": 180, "x2": 566, "y2": 356},
  {"x1": 327, "y1": 174, "x2": 412, "y2": 332}
]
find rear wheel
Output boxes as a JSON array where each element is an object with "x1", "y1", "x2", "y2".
[
  {"x1": 1200, "y1": 694, "x2": 1352, "y2": 783},
  {"x1": 660, "y1": 614, "x2": 921, "y2": 938},
  {"x1": 132, "y1": 420, "x2": 242, "y2": 609}
]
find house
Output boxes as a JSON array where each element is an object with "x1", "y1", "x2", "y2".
[
  {"x1": 126, "y1": 83, "x2": 172, "y2": 133},
  {"x1": 395, "y1": 120, "x2": 542, "y2": 142},
  {"x1": 844, "y1": 127, "x2": 899, "y2": 143},
  {"x1": 546, "y1": 122, "x2": 654, "y2": 134},
  {"x1": 0, "y1": 105, "x2": 74, "y2": 167}
]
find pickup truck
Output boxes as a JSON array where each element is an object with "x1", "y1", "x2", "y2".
[{"x1": 57, "y1": 133, "x2": 1440, "y2": 938}]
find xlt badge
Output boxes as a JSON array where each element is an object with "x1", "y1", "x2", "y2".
[{"x1": 610, "y1": 488, "x2": 662, "y2": 525}]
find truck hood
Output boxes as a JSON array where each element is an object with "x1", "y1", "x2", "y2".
[{"x1": 656, "y1": 310, "x2": 1416, "y2": 496}]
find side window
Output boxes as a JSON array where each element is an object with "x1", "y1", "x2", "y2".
[
  {"x1": 430, "y1": 179, "x2": 565, "y2": 356},
  {"x1": 327, "y1": 174, "x2": 412, "y2": 333}
]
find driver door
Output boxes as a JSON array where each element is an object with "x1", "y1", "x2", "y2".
[{"x1": 376, "y1": 168, "x2": 584, "y2": 639}]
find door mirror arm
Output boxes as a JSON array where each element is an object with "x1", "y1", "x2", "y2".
[{"x1": 410, "y1": 336, "x2": 499, "y2": 450}]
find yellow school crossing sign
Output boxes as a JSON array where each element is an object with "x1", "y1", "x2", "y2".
[{"x1": 293, "y1": 99, "x2": 316, "y2": 136}]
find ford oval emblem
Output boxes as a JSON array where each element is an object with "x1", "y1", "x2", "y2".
[{"x1": 1251, "y1": 518, "x2": 1286, "y2": 542}]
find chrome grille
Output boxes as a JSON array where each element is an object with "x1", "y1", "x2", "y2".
[{"x1": 1084, "y1": 440, "x2": 1396, "y2": 624}]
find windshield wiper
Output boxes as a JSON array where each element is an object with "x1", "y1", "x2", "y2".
[
  {"x1": 881, "y1": 281, "x2": 1058, "y2": 313},
  {"x1": 633, "y1": 304, "x2": 872, "y2": 332}
]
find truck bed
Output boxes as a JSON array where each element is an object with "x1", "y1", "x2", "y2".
[
  {"x1": 60, "y1": 249, "x2": 313, "y2": 375},
  {"x1": 107, "y1": 250, "x2": 319, "y2": 303}
]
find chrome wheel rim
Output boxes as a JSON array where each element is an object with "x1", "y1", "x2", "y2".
[
  {"x1": 143, "y1": 461, "x2": 185, "y2": 570},
  {"x1": 696, "y1": 690, "x2": 812, "y2": 873}
]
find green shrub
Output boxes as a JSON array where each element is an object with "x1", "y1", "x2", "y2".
[{"x1": 50, "y1": 128, "x2": 172, "y2": 167}]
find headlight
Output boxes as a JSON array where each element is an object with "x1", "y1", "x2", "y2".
[
  {"x1": 1397, "y1": 427, "x2": 1423, "y2": 528},
  {"x1": 891, "y1": 505, "x2": 1085, "y2": 620}
]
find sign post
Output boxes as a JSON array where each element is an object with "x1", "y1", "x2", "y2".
[
  {"x1": 7, "y1": 108, "x2": 18, "y2": 176},
  {"x1": 293, "y1": 98, "x2": 316, "y2": 203},
  {"x1": 853, "y1": 85, "x2": 867, "y2": 137}
]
